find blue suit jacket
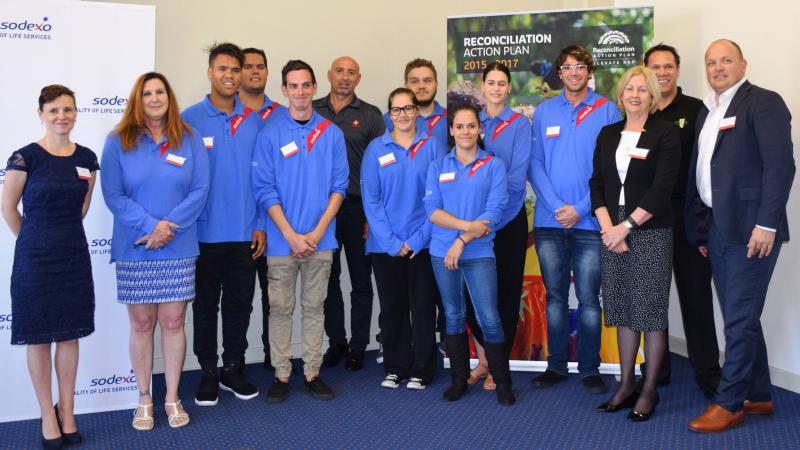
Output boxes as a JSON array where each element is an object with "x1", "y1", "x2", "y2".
[{"x1": 685, "y1": 80, "x2": 795, "y2": 246}]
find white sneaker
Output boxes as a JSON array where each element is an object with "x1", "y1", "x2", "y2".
[
  {"x1": 381, "y1": 374, "x2": 401, "y2": 388},
  {"x1": 406, "y1": 377, "x2": 427, "y2": 390}
]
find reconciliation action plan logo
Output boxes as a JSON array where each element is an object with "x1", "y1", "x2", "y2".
[{"x1": 0, "y1": 16, "x2": 53, "y2": 41}]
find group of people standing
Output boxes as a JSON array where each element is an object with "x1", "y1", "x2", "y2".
[{"x1": 2, "y1": 36, "x2": 793, "y2": 448}]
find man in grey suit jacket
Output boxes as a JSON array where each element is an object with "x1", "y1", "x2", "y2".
[{"x1": 686, "y1": 39, "x2": 795, "y2": 433}]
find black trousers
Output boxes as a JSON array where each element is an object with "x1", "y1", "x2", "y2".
[
  {"x1": 193, "y1": 241, "x2": 257, "y2": 370},
  {"x1": 256, "y1": 255, "x2": 270, "y2": 358},
  {"x1": 371, "y1": 250, "x2": 437, "y2": 382},
  {"x1": 466, "y1": 207, "x2": 528, "y2": 356},
  {"x1": 656, "y1": 199, "x2": 720, "y2": 386},
  {"x1": 324, "y1": 196, "x2": 374, "y2": 353}
]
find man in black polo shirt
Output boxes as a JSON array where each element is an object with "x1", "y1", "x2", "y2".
[
  {"x1": 313, "y1": 56, "x2": 385, "y2": 371},
  {"x1": 643, "y1": 43, "x2": 721, "y2": 398}
]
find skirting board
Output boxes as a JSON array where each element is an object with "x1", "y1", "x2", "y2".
[{"x1": 153, "y1": 336, "x2": 800, "y2": 394}]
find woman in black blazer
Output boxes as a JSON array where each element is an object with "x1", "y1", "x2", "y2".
[{"x1": 588, "y1": 66, "x2": 680, "y2": 421}]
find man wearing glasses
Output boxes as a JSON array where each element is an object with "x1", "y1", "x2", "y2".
[
  {"x1": 313, "y1": 56, "x2": 385, "y2": 371},
  {"x1": 528, "y1": 44, "x2": 621, "y2": 393}
]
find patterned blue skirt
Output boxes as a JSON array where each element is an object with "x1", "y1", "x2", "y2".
[{"x1": 115, "y1": 257, "x2": 197, "y2": 304}]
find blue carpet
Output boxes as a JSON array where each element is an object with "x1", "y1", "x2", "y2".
[{"x1": 2, "y1": 352, "x2": 799, "y2": 448}]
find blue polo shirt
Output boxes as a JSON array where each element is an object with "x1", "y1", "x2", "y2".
[
  {"x1": 181, "y1": 95, "x2": 265, "y2": 243},
  {"x1": 384, "y1": 100, "x2": 448, "y2": 155},
  {"x1": 528, "y1": 89, "x2": 621, "y2": 230},
  {"x1": 424, "y1": 148, "x2": 508, "y2": 260},
  {"x1": 360, "y1": 130, "x2": 440, "y2": 255},
  {"x1": 252, "y1": 110, "x2": 349, "y2": 256},
  {"x1": 101, "y1": 130, "x2": 210, "y2": 262},
  {"x1": 240, "y1": 94, "x2": 287, "y2": 131},
  {"x1": 480, "y1": 105, "x2": 531, "y2": 229}
]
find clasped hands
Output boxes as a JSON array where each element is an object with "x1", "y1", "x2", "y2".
[
  {"x1": 601, "y1": 224, "x2": 630, "y2": 253},
  {"x1": 287, "y1": 228, "x2": 324, "y2": 258},
  {"x1": 135, "y1": 220, "x2": 179, "y2": 249}
]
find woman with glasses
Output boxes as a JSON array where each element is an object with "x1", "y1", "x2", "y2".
[
  {"x1": 425, "y1": 103, "x2": 515, "y2": 405},
  {"x1": 362, "y1": 88, "x2": 441, "y2": 390},
  {"x1": 589, "y1": 66, "x2": 680, "y2": 421},
  {"x1": 2, "y1": 85, "x2": 98, "y2": 449},
  {"x1": 465, "y1": 62, "x2": 531, "y2": 390},
  {"x1": 101, "y1": 72, "x2": 209, "y2": 430}
]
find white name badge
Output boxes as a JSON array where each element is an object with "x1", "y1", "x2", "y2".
[
  {"x1": 378, "y1": 152, "x2": 396, "y2": 167},
  {"x1": 439, "y1": 172, "x2": 456, "y2": 183},
  {"x1": 719, "y1": 116, "x2": 736, "y2": 130},
  {"x1": 202, "y1": 136, "x2": 214, "y2": 149},
  {"x1": 76, "y1": 166, "x2": 91, "y2": 180},
  {"x1": 628, "y1": 148, "x2": 650, "y2": 160},
  {"x1": 546, "y1": 126, "x2": 560, "y2": 138},
  {"x1": 281, "y1": 141, "x2": 299, "y2": 158},
  {"x1": 166, "y1": 153, "x2": 186, "y2": 166}
]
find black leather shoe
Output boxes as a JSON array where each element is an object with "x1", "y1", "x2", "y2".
[
  {"x1": 54, "y1": 405, "x2": 81, "y2": 446},
  {"x1": 531, "y1": 370, "x2": 567, "y2": 388},
  {"x1": 596, "y1": 390, "x2": 639, "y2": 412},
  {"x1": 40, "y1": 419, "x2": 63, "y2": 450},
  {"x1": 582, "y1": 375, "x2": 608, "y2": 394},
  {"x1": 322, "y1": 344, "x2": 349, "y2": 367},
  {"x1": 345, "y1": 351, "x2": 364, "y2": 371},
  {"x1": 266, "y1": 378, "x2": 290, "y2": 403},
  {"x1": 628, "y1": 393, "x2": 659, "y2": 422},
  {"x1": 305, "y1": 377, "x2": 335, "y2": 400}
]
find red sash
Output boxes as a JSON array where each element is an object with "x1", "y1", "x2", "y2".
[
  {"x1": 307, "y1": 120, "x2": 333, "y2": 153},
  {"x1": 575, "y1": 98, "x2": 608, "y2": 127},
  {"x1": 409, "y1": 138, "x2": 428, "y2": 160},
  {"x1": 468, "y1": 155, "x2": 493, "y2": 178},
  {"x1": 230, "y1": 107, "x2": 253, "y2": 136},
  {"x1": 427, "y1": 110, "x2": 446, "y2": 132},
  {"x1": 260, "y1": 102, "x2": 277, "y2": 121},
  {"x1": 159, "y1": 141, "x2": 169, "y2": 157},
  {"x1": 491, "y1": 113, "x2": 522, "y2": 141}
]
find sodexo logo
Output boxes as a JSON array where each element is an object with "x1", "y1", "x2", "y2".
[
  {"x1": 0, "y1": 312, "x2": 11, "y2": 331},
  {"x1": 0, "y1": 167, "x2": 6, "y2": 186},
  {"x1": 77, "y1": 369, "x2": 138, "y2": 396},
  {"x1": 78, "y1": 96, "x2": 127, "y2": 115},
  {"x1": 89, "y1": 237, "x2": 112, "y2": 255},
  {"x1": 597, "y1": 30, "x2": 630, "y2": 45},
  {"x1": 0, "y1": 16, "x2": 54, "y2": 41}
]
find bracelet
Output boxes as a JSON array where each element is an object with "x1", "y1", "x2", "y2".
[
  {"x1": 457, "y1": 235, "x2": 467, "y2": 245},
  {"x1": 624, "y1": 216, "x2": 638, "y2": 230}
]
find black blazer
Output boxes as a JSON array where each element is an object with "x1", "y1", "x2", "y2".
[
  {"x1": 589, "y1": 116, "x2": 681, "y2": 229},
  {"x1": 685, "y1": 81, "x2": 795, "y2": 246}
]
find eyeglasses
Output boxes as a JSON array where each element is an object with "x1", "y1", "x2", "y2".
[
  {"x1": 559, "y1": 64, "x2": 588, "y2": 73},
  {"x1": 389, "y1": 105, "x2": 417, "y2": 116}
]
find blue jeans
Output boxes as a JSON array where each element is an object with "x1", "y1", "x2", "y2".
[
  {"x1": 431, "y1": 257, "x2": 504, "y2": 343},
  {"x1": 534, "y1": 227, "x2": 602, "y2": 376}
]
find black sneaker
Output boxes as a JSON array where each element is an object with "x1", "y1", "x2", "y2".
[
  {"x1": 266, "y1": 378, "x2": 290, "y2": 403},
  {"x1": 322, "y1": 344, "x2": 349, "y2": 367},
  {"x1": 345, "y1": 351, "x2": 364, "y2": 371},
  {"x1": 219, "y1": 365, "x2": 259, "y2": 400},
  {"x1": 531, "y1": 370, "x2": 568, "y2": 388},
  {"x1": 305, "y1": 377, "x2": 335, "y2": 400},
  {"x1": 195, "y1": 370, "x2": 219, "y2": 406},
  {"x1": 581, "y1": 374, "x2": 608, "y2": 394}
]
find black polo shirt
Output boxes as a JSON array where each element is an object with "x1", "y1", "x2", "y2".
[
  {"x1": 313, "y1": 94, "x2": 385, "y2": 198},
  {"x1": 650, "y1": 87, "x2": 703, "y2": 199}
]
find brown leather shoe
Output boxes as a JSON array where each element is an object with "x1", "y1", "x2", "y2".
[
  {"x1": 743, "y1": 400, "x2": 774, "y2": 415},
  {"x1": 689, "y1": 404, "x2": 745, "y2": 433}
]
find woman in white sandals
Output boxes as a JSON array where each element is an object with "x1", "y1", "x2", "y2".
[{"x1": 101, "y1": 72, "x2": 209, "y2": 430}]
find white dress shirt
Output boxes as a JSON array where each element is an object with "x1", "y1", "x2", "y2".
[
  {"x1": 615, "y1": 131, "x2": 642, "y2": 205},
  {"x1": 696, "y1": 78, "x2": 775, "y2": 232}
]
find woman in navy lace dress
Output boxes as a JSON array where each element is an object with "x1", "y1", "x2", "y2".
[{"x1": 1, "y1": 85, "x2": 98, "y2": 448}]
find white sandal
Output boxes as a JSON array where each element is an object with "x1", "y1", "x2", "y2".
[
  {"x1": 165, "y1": 400, "x2": 190, "y2": 429},
  {"x1": 131, "y1": 403, "x2": 154, "y2": 431}
]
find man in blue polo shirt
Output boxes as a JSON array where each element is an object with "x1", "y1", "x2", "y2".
[
  {"x1": 182, "y1": 42, "x2": 265, "y2": 406},
  {"x1": 237, "y1": 47, "x2": 287, "y2": 371},
  {"x1": 252, "y1": 60, "x2": 349, "y2": 403},
  {"x1": 383, "y1": 58, "x2": 448, "y2": 153},
  {"x1": 528, "y1": 44, "x2": 621, "y2": 393}
]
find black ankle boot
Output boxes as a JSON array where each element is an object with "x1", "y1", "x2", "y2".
[
  {"x1": 485, "y1": 342, "x2": 515, "y2": 406},
  {"x1": 442, "y1": 332, "x2": 469, "y2": 402}
]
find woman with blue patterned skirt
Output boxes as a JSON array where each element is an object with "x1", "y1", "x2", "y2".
[{"x1": 101, "y1": 73, "x2": 209, "y2": 431}]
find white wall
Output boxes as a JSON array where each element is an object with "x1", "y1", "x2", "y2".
[
  {"x1": 614, "y1": 0, "x2": 800, "y2": 391},
  {"x1": 89, "y1": 0, "x2": 800, "y2": 391}
]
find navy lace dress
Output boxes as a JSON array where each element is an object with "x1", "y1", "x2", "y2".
[{"x1": 7, "y1": 143, "x2": 98, "y2": 345}]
